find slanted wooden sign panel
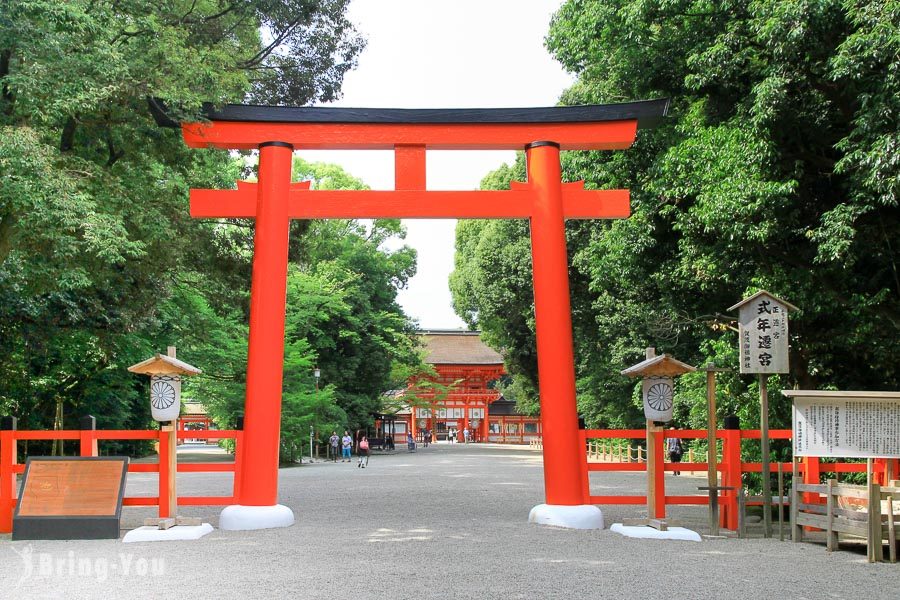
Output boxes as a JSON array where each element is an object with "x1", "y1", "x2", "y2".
[
  {"x1": 786, "y1": 390, "x2": 900, "y2": 459},
  {"x1": 731, "y1": 291, "x2": 797, "y2": 375},
  {"x1": 13, "y1": 457, "x2": 129, "y2": 540}
]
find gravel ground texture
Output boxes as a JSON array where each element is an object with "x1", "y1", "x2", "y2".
[{"x1": 1, "y1": 442, "x2": 898, "y2": 599}]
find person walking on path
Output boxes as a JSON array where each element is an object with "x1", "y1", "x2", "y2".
[
  {"x1": 329, "y1": 431, "x2": 340, "y2": 462},
  {"x1": 357, "y1": 436, "x2": 369, "y2": 468},
  {"x1": 667, "y1": 432, "x2": 683, "y2": 476},
  {"x1": 341, "y1": 431, "x2": 353, "y2": 462},
  {"x1": 422, "y1": 429, "x2": 430, "y2": 448},
  {"x1": 463, "y1": 428, "x2": 470, "y2": 444}
]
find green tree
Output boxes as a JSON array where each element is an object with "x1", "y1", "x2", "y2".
[
  {"x1": 452, "y1": 0, "x2": 899, "y2": 430},
  {"x1": 0, "y1": 1, "x2": 363, "y2": 443}
]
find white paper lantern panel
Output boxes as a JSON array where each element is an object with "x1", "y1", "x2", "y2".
[
  {"x1": 642, "y1": 377, "x2": 674, "y2": 422},
  {"x1": 150, "y1": 375, "x2": 181, "y2": 422}
]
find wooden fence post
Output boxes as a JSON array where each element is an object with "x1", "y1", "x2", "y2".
[
  {"x1": 826, "y1": 479, "x2": 837, "y2": 551},
  {"x1": 0, "y1": 416, "x2": 16, "y2": 534},
  {"x1": 158, "y1": 426, "x2": 172, "y2": 518},
  {"x1": 720, "y1": 427, "x2": 742, "y2": 531},
  {"x1": 791, "y1": 456, "x2": 802, "y2": 543},
  {"x1": 802, "y1": 456, "x2": 821, "y2": 504},
  {"x1": 868, "y1": 480, "x2": 883, "y2": 563},
  {"x1": 79, "y1": 415, "x2": 97, "y2": 457}
]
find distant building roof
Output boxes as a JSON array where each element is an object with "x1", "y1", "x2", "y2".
[
  {"x1": 418, "y1": 330, "x2": 503, "y2": 365},
  {"x1": 489, "y1": 396, "x2": 533, "y2": 417}
]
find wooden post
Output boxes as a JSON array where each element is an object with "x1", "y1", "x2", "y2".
[
  {"x1": 79, "y1": 415, "x2": 97, "y2": 457},
  {"x1": 646, "y1": 420, "x2": 665, "y2": 519},
  {"x1": 158, "y1": 424, "x2": 177, "y2": 518},
  {"x1": 706, "y1": 366, "x2": 719, "y2": 535},
  {"x1": 0, "y1": 417, "x2": 17, "y2": 534},
  {"x1": 887, "y1": 491, "x2": 897, "y2": 563},
  {"x1": 777, "y1": 461, "x2": 785, "y2": 541},
  {"x1": 759, "y1": 373, "x2": 772, "y2": 538},
  {"x1": 791, "y1": 455, "x2": 802, "y2": 543},
  {"x1": 868, "y1": 479, "x2": 883, "y2": 563},
  {"x1": 721, "y1": 427, "x2": 742, "y2": 531},
  {"x1": 826, "y1": 479, "x2": 837, "y2": 551}
]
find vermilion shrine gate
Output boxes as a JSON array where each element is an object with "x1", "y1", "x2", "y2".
[{"x1": 155, "y1": 99, "x2": 668, "y2": 529}]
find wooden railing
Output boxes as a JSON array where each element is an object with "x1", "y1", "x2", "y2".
[
  {"x1": 0, "y1": 425, "x2": 242, "y2": 533},
  {"x1": 793, "y1": 479, "x2": 899, "y2": 562},
  {"x1": 578, "y1": 428, "x2": 887, "y2": 531}
]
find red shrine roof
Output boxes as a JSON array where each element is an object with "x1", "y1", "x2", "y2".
[{"x1": 418, "y1": 330, "x2": 503, "y2": 365}]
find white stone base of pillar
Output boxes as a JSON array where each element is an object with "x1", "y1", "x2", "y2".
[
  {"x1": 528, "y1": 504, "x2": 604, "y2": 529},
  {"x1": 219, "y1": 504, "x2": 295, "y2": 531}
]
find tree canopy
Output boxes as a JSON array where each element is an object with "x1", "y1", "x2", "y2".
[
  {"x1": 451, "y1": 0, "x2": 900, "y2": 431},
  {"x1": 0, "y1": 2, "x2": 423, "y2": 456}
]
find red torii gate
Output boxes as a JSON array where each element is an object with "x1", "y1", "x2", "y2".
[{"x1": 155, "y1": 100, "x2": 668, "y2": 530}]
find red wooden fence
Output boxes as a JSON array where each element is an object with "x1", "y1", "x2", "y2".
[
  {"x1": 0, "y1": 428, "x2": 242, "y2": 533},
  {"x1": 580, "y1": 428, "x2": 887, "y2": 530}
]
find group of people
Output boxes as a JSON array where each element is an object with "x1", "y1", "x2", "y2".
[
  {"x1": 445, "y1": 428, "x2": 473, "y2": 443},
  {"x1": 328, "y1": 430, "x2": 369, "y2": 468}
]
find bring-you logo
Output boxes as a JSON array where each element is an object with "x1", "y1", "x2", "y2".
[{"x1": 9, "y1": 545, "x2": 166, "y2": 583}]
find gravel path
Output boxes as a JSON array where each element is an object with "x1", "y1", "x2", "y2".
[{"x1": 1, "y1": 443, "x2": 897, "y2": 599}]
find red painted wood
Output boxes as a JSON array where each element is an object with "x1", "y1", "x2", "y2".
[
  {"x1": 651, "y1": 427, "x2": 666, "y2": 518},
  {"x1": 665, "y1": 496, "x2": 708, "y2": 505},
  {"x1": 178, "y1": 496, "x2": 234, "y2": 505},
  {"x1": 720, "y1": 428, "x2": 742, "y2": 530},
  {"x1": 13, "y1": 431, "x2": 80, "y2": 440},
  {"x1": 587, "y1": 463, "x2": 645, "y2": 472},
  {"x1": 0, "y1": 431, "x2": 14, "y2": 533},
  {"x1": 190, "y1": 186, "x2": 630, "y2": 220},
  {"x1": 589, "y1": 495, "x2": 646, "y2": 505},
  {"x1": 94, "y1": 430, "x2": 158, "y2": 440},
  {"x1": 123, "y1": 497, "x2": 159, "y2": 506},
  {"x1": 240, "y1": 142, "x2": 293, "y2": 507},
  {"x1": 181, "y1": 120, "x2": 639, "y2": 151},
  {"x1": 527, "y1": 143, "x2": 584, "y2": 506},
  {"x1": 128, "y1": 464, "x2": 158, "y2": 473},
  {"x1": 394, "y1": 145, "x2": 426, "y2": 190},
  {"x1": 158, "y1": 428, "x2": 171, "y2": 518},
  {"x1": 177, "y1": 463, "x2": 235, "y2": 472}
]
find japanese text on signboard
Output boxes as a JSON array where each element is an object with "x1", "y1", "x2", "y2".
[
  {"x1": 738, "y1": 296, "x2": 789, "y2": 374},
  {"x1": 792, "y1": 396, "x2": 900, "y2": 458}
]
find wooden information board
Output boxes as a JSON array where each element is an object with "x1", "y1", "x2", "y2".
[{"x1": 13, "y1": 457, "x2": 129, "y2": 540}]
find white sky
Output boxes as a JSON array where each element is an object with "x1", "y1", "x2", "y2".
[{"x1": 297, "y1": 0, "x2": 574, "y2": 329}]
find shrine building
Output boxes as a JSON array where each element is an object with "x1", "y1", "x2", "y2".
[{"x1": 384, "y1": 330, "x2": 541, "y2": 444}]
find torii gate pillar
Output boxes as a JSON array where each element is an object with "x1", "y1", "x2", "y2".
[
  {"x1": 220, "y1": 142, "x2": 296, "y2": 530},
  {"x1": 526, "y1": 141, "x2": 602, "y2": 528}
]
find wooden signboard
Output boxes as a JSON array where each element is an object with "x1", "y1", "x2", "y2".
[
  {"x1": 13, "y1": 457, "x2": 129, "y2": 540},
  {"x1": 730, "y1": 291, "x2": 797, "y2": 375},
  {"x1": 785, "y1": 390, "x2": 900, "y2": 459}
]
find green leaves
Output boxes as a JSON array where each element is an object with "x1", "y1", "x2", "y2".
[{"x1": 453, "y1": 0, "x2": 900, "y2": 429}]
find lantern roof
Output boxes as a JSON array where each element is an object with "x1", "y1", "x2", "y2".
[
  {"x1": 728, "y1": 289, "x2": 798, "y2": 312},
  {"x1": 128, "y1": 354, "x2": 201, "y2": 376},
  {"x1": 621, "y1": 354, "x2": 696, "y2": 378}
]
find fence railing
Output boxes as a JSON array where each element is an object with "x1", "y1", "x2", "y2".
[
  {"x1": 578, "y1": 428, "x2": 889, "y2": 531},
  {"x1": 0, "y1": 425, "x2": 242, "y2": 533}
]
